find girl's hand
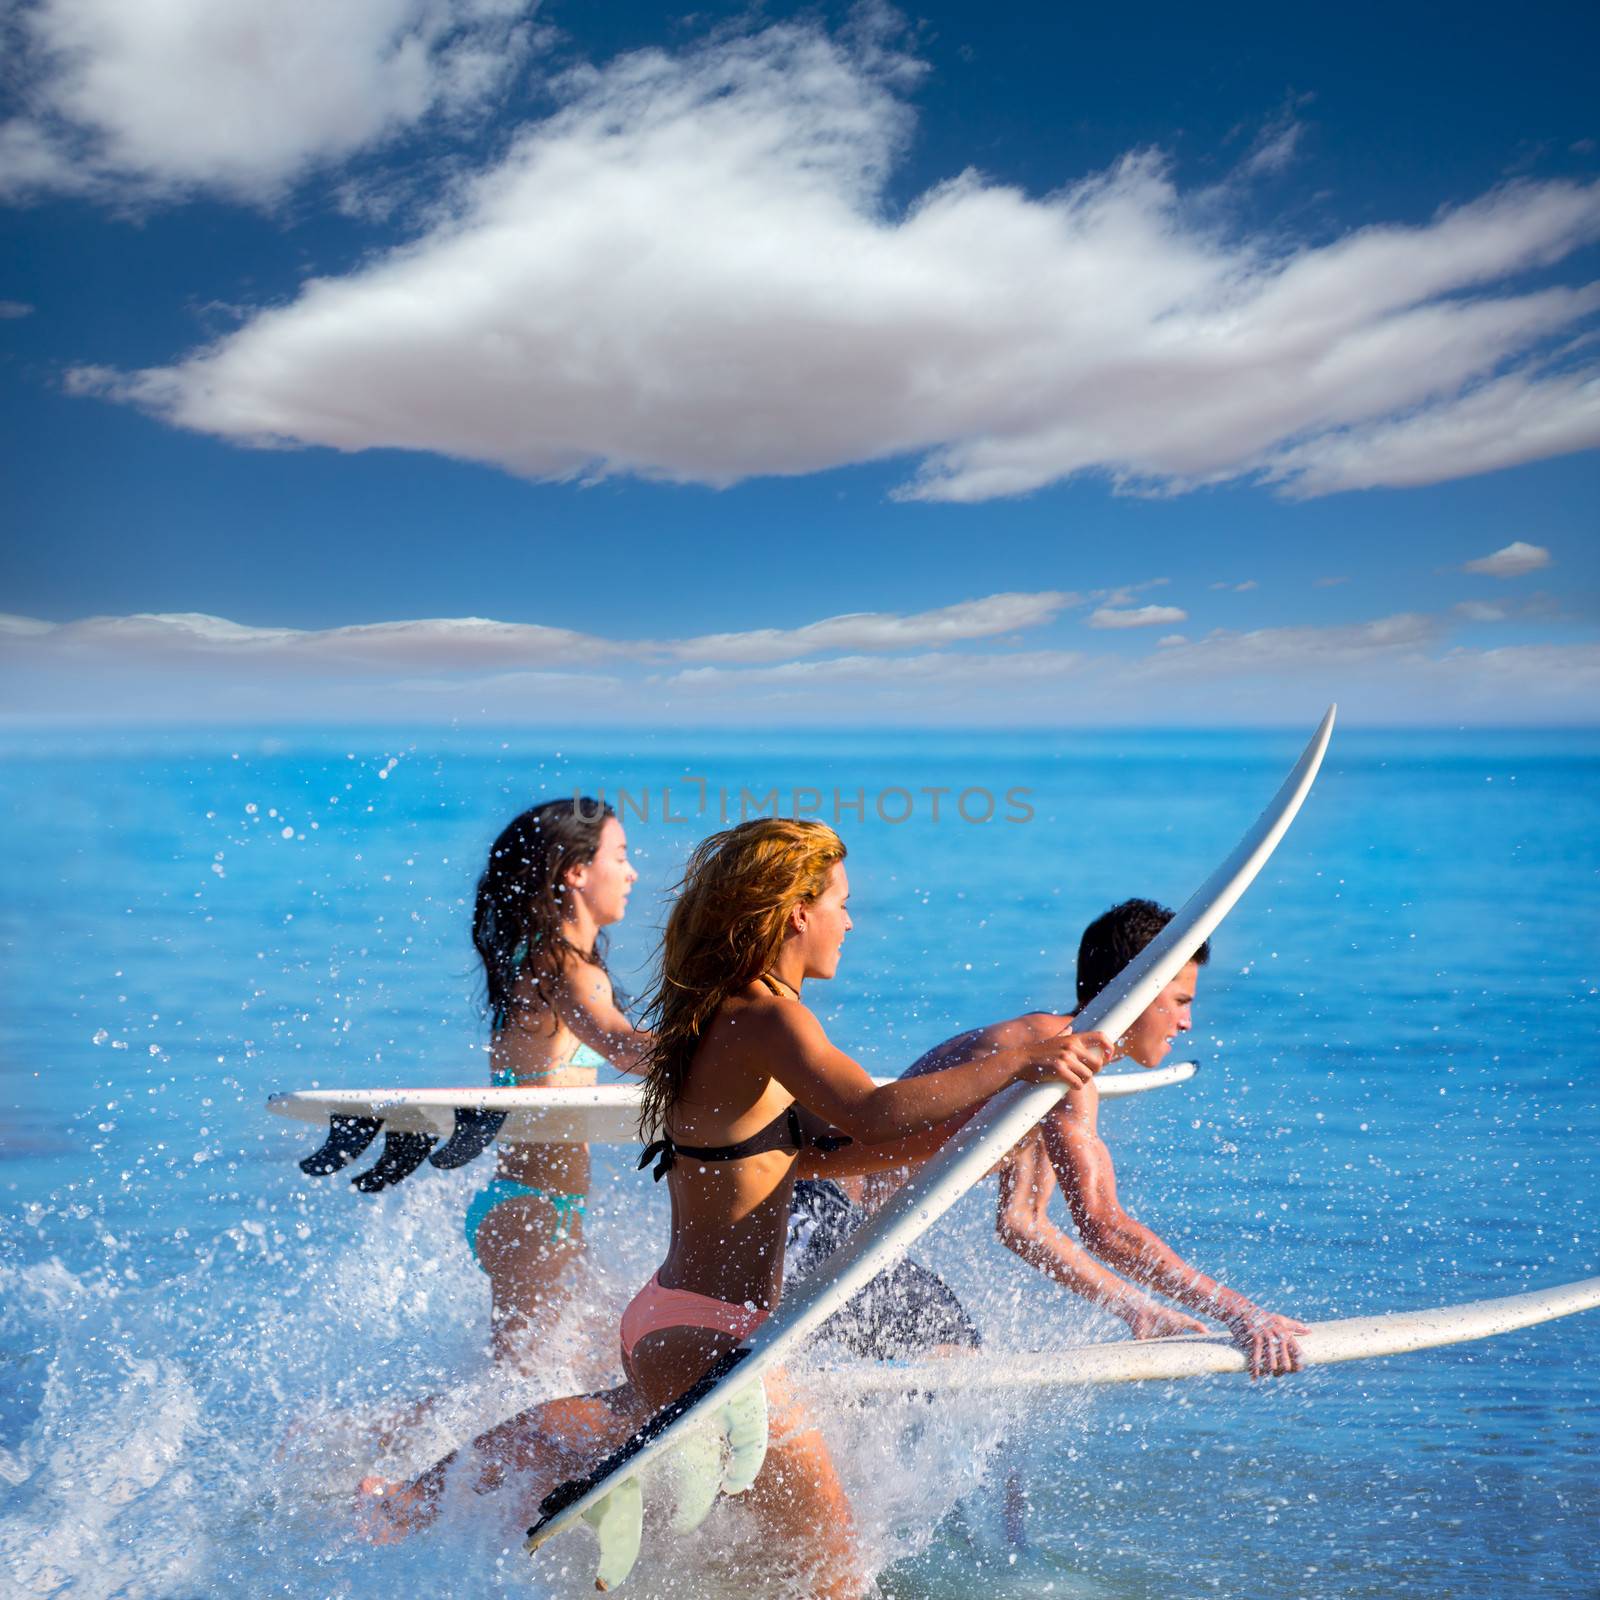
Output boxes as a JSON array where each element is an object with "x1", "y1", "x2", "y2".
[{"x1": 1012, "y1": 1027, "x2": 1114, "y2": 1090}]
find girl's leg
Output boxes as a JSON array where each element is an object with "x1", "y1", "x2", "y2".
[
  {"x1": 746, "y1": 1372, "x2": 865, "y2": 1600},
  {"x1": 353, "y1": 1188, "x2": 591, "y2": 1462},
  {"x1": 359, "y1": 1384, "x2": 646, "y2": 1540},
  {"x1": 476, "y1": 1191, "x2": 587, "y2": 1364},
  {"x1": 627, "y1": 1329, "x2": 866, "y2": 1598}
]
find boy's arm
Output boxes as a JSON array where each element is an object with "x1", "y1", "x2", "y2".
[
  {"x1": 995, "y1": 1126, "x2": 1209, "y2": 1338},
  {"x1": 1043, "y1": 1094, "x2": 1307, "y2": 1377}
]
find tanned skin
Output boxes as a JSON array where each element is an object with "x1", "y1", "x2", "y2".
[
  {"x1": 361, "y1": 861, "x2": 1113, "y2": 1597},
  {"x1": 858, "y1": 961, "x2": 1307, "y2": 1378}
]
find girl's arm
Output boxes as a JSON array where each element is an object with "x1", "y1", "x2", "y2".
[
  {"x1": 555, "y1": 961, "x2": 653, "y2": 1075},
  {"x1": 793, "y1": 1108, "x2": 975, "y2": 1178},
  {"x1": 755, "y1": 1000, "x2": 1111, "y2": 1143}
]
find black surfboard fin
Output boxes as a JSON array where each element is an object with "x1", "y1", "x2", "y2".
[
  {"x1": 429, "y1": 1107, "x2": 507, "y2": 1170},
  {"x1": 351, "y1": 1129, "x2": 438, "y2": 1192},
  {"x1": 299, "y1": 1114, "x2": 383, "y2": 1176}
]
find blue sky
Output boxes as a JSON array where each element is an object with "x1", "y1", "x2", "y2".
[{"x1": 1, "y1": 0, "x2": 1596, "y2": 724}]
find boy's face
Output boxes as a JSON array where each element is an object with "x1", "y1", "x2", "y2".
[{"x1": 1120, "y1": 960, "x2": 1200, "y2": 1067}]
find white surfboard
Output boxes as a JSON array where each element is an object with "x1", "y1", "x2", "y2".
[
  {"x1": 817, "y1": 1276, "x2": 1600, "y2": 1397},
  {"x1": 525, "y1": 706, "x2": 1337, "y2": 1583},
  {"x1": 269, "y1": 1061, "x2": 1197, "y2": 1150}
]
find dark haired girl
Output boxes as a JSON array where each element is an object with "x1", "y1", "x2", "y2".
[{"x1": 469, "y1": 797, "x2": 650, "y2": 1361}]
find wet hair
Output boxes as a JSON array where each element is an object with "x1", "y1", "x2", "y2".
[
  {"x1": 1076, "y1": 897, "x2": 1210, "y2": 1011},
  {"x1": 637, "y1": 817, "x2": 846, "y2": 1139},
  {"x1": 472, "y1": 797, "x2": 615, "y2": 1033}
]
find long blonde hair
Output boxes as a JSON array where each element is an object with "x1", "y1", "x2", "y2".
[{"x1": 637, "y1": 818, "x2": 846, "y2": 1138}]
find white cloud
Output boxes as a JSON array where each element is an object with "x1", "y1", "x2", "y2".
[
  {"x1": 5, "y1": 605, "x2": 1598, "y2": 726},
  {"x1": 4, "y1": 611, "x2": 622, "y2": 672},
  {"x1": 1462, "y1": 539, "x2": 1553, "y2": 578},
  {"x1": 664, "y1": 648, "x2": 1088, "y2": 690},
  {"x1": 0, "y1": 0, "x2": 538, "y2": 204},
  {"x1": 1454, "y1": 601, "x2": 1508, "y2": 622},
  {"x1": 1428, "y1": 643, "x2": 1600, "y2": 704},
  {"x1": 63, "y1": 22, "x2": 1600, "y2": 501},
  {"x1": 0, "y1": 589, "x2": 1074, "y2": 677},
  {"x1": 0, "y1": 116, "x2": 90, "y2": 196},
  {"x1": 1238, "y1": 112, "x2": 1305, "y2": 180},
  {"x1": 1097, "y1": 578, "x2": 1170, "y2": 606},
  {"x1": 670, "y1": 591, "x2": 1077, "y2": 663},
  {"x1": 0, "y1": 300, "x2": 36, "y2": 319},
  {"x1": 1128, "y1": 613, "x2": 1443, "y2": 679},
  {"x1": 657, "y1": 627, "x2": 1600, "y2": 724},
  {"x1": 1263, "y1": 371, "x2": 1600, "y2": 496},
  {"x1": 1088, "y1": 604, "x2": 1189, "y2": 630}
]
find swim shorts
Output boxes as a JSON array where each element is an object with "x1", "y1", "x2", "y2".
[{"x1": 786, "y1": 1178, "x2": 982, "y2": 1357}]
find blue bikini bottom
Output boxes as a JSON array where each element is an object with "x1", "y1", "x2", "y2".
[{"x1": 464, "y1": 1177, "x2": 587, "y2": 1267}]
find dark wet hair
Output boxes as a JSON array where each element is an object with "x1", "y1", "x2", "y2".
[
  {"x1": 472, "y1": 797, "x2": 615, "y2": 1032},
  {"x1": 1076, "y1": 898, "x2": 1210, "y2": 1011}
]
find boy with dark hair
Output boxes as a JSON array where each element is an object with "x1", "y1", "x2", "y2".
[
  {"x1": 1077, "y1": 896, "x2": 1197, "y2": 1010},
  {"x1": 788, "y1": 898, "x2": 1307, "y2": 1378}
]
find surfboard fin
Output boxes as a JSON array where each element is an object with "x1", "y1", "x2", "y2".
[
  {"x1": 564, "y1": 1384, "x2": 770, "y2": 1588},
  {"x1": 581, "y1": 1473, "x2": 643, "y2": 1591},
  {"x1": 298, "y1": 1114, "x2": 382, "y2": 1176},
  {"x1": 350, "y1": 1129, "x2": 437, "y2": 1192},
  {"x1": 718, "y1": 1381, "x2": 768, "y2": 1495},
  {"x1": 662, "y1": 1427, "x2": 723, "y2": 1534},
  {"x1": 527, "y1": 1348, "x2": 755, "y2": 1583},
  {"x1": 428, "y1": 1107, "x2": 507, "y2": 1169}
]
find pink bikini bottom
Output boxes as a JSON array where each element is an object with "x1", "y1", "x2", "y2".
[{"x1": 620, "y1": 1271, "x2": 770, "y2": 1379}]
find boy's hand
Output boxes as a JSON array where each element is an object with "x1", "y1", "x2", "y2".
[{"x1": 1221, "y1": 1304, "x2": 1311, "y2": 1378}]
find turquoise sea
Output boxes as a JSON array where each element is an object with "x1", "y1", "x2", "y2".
[{"x1": 1, "y1": 724, "x2": 1597, "y2": 1598}]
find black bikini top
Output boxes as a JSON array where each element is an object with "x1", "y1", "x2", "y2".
[
  {"x1": 638, "y1": 972, "x2": 853, "y2": 1182},
  {"x1": 639, "y1": 1103, "x2": 852, "y2": 1182}
]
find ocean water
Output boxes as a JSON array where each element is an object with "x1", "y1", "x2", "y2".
[{"x1": 1, "y1": 723, "x2": 1596, "y2": 1599}]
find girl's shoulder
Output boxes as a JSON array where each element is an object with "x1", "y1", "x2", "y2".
[{"x1": 704, "y1": 985, "x2": 819, "y2": 1059}]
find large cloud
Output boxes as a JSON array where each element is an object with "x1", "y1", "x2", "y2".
[
  {"x1": 0, "y1": 0, "x2": 538, "y2": 203},
  {"x1": 0, "y1": 610, "x2": 613, "y2": 672},
  {"x1": 67, "y1": 22, "x2": 1600, "y2": 500}
]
